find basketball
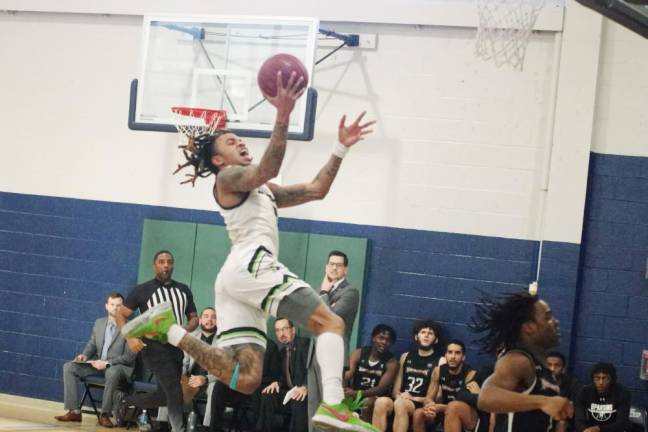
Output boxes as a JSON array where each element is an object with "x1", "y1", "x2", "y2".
[{"x1": 257, "y1": 53, "x2": 309, "y2": 98}]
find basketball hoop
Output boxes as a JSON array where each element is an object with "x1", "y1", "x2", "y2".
[
  {"x1": 475, "y1": 0, "x2": 547, "y2": 70},
  {"x1": 171, "y1": 107, "x2": 228, "y2": 138}
]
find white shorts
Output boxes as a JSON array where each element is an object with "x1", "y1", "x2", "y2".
[{"x1": 214, "y1": 245, "x2": 310, "y2": 349}]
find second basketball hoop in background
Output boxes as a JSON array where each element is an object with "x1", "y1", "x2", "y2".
[{"x1": 257, "y1": 53, "x2": 309, "y2": 97}]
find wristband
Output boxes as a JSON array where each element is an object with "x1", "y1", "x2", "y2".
[{"x1": 332, "y1": 142, "x2": 349, "y2": 159}]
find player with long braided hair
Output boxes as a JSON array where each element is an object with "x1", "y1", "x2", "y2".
[
  {"x1": 471, "y1": 292, "x2": 573, "y2": 432},
  {"x1": 123, "y1": 71, "x2": 377, "y2": 432}
]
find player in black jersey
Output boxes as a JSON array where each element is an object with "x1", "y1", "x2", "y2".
[
  {"x1": 472, "y1": 292, "x2": 573, "y2": 432},
  {"x1": 423, "y1": 339, "x2": 480, "y2": 432},
  {"x1": 373, "y1": 320, "x2": 442, "y2": 432},
  {"x1": 344, "y1": 324, "x2": 399, "y2": 422}
]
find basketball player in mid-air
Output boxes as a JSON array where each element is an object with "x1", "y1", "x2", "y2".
[
  {"x1": 122, "y1": 71, "x2": 377, "y2": 431},
  {"x1": 472, "y1": 292, "x2": 573, "y2": 432}
]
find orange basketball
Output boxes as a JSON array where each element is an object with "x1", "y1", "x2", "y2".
[{"x1": 257, "y1": 53, "x2": 309, "y2": 97}]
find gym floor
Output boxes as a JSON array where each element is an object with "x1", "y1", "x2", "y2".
[{"x1": 0, "y1": 394, "x2": 129, "y2": 431}]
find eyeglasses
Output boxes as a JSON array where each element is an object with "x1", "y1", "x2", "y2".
[{"x1": 327, "y1": 262, "x2": 346, "y2": 268}]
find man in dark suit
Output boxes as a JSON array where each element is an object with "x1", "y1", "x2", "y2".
[
  {"x1": 55, "y1": 292, "x2": 136, "y2": 428},
  {"x1": 257, "y1": 318, "x2": 310, "y2": 432},
  {"x1": 307, "y1": 250, "x2": 360, "y2": 431}
]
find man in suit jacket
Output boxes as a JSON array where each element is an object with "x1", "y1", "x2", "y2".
[
  {"x1": 257, "y1": 318, "x2": 310, "y2": 432},
  {"x1": 307, "y1": 250, "x2": 360, "y2": 431},
  {"x1": 55, "y1": 292, "x2": 136, "y2": 428}
]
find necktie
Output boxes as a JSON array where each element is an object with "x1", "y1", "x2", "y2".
[
  {"x1": 100, "y1": 322, "x2": 115, "y2": 361},
  {"x1": 284, "y1": 345, "x2": 293, "y2": 388}
]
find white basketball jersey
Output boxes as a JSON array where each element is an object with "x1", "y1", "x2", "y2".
[{"x1": 217, "y1": 184, "x2": 280, "y2": 256}]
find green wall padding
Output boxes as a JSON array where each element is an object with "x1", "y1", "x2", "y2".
[
  {"x1": 190, "y1": 224, "x2": 231, "y2": 312},
  {"x1": 137, "y1": 220, "x2": 197, "y2": 286}
]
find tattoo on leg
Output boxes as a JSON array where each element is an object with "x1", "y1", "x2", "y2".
[
  {"x1": 178, "y1": 336, "x2": 265, "y2": 393},
  {"x1": 178, "y1": 335, "x2": 235, "y2": 380}
]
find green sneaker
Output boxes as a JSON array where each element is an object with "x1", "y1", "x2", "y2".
[
  {"x1": 121, "y1": 301, "x2": 176, "y2": 343},
  {"x1": 312, "y1": 401, "x2": 380, "y2": 432},
  {"x1": 342, "y1": 391, "x2": 367, "y2": 413}
]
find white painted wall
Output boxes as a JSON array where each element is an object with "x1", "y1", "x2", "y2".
[
  {"x1": 0, "y1": 4, "x2": 606, "y2": 244},
  {"x1": 591, "y1": 19, "x2": 648, "y2": 158}
]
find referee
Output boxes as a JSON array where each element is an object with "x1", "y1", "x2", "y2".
[{"x1": 116, "y1": 250, "x2": 198, "y2": 432}]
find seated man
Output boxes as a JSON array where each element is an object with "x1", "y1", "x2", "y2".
[
  {"x1": 256, "y1": 318, "x2": 310, "y2": 432},
  {"x1": 344, "y1": 324, "x2": 398, "y2": 422},
  {"x1": 547, "y1": 351, "x2": 579, "y2": 400},
  {"x1": 187, "y1": 307, "x2": 218, "y2": 427},
  {"x1": 423, "y1": 339, "x2": 479, "y2": 432},
  {"x1": 372, "y1": 320, "x2": 443, "y2": 432},
  {"x1": 547, "y1": 351, "x2": 579, "y2": 432},
  {"x1": 55, "y1": 292, "x2": 136, "y2": 428},
  {"x1": 575, "y1": 362, "x2": 631, "y2": 432},
  {"x1": 157, "y1": 307, "x2": 218, "y2": 430}
]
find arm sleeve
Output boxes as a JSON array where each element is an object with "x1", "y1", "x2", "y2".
[
  {"x1": 184, "y1": 286, "x2": 197, "y2": 316},
  {"x1": 123, "y1": 285, "x2": 141, "y2": 312},
  {"x1": 109, "y1": 345, "x2": 137, "y2": 367},
  {"x1": 331, "y1": 289, "x2": 359, "y2": 326},
  {"x1": 262, "y1": 340, "x2": 281, "y2": 386},
  {"x1": 82, "y1": 321, "x2": 99, "y2": 358},
  {"x1": 454, "y1": 389, "x2": 479, "y2": 408}
]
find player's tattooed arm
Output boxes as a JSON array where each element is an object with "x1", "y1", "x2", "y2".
[
  {"x1": 267, "y1": 111, "x2": 375, "y2": 208},
  {"x1": 178, "y1": 337, "x2": 265, "y2": 395},
  {"x1": 267, "y1": 154, "x2": 342, "y2": 208}
]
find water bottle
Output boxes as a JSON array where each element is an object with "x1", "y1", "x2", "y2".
[
  {"x1": 187, "y1": 410, "x2": 198, "y2": 431},
  {"x1": 137, "y1": 409, "x2": 152, "y2": 432}
]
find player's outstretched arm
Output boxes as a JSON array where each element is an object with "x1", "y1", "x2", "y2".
[
  {"x1": 218, "y1": 71, "x2": 305, "y2": 194},
  {"x1": 268, "y1": 111, "x2": 375, "y2": 208}
]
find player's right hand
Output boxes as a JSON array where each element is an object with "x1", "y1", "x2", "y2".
[
  {"x1": 540, "y1": 396, "x2": 573, "y2": 420},
  {"x1": 127, "y1": 337, "x2": 146, "y2": 353},
  {"x1": 75, "y1": 354, "x2": 87, "y2": 362},
  {"x1": 264, "y1": 71, "x2": 305, "y2": 118},
  {"x1": 262, "y1": 381, "x2": 280, "y2": 394},
  {"x1": 423, "y1": 401, "x2": 438, "y2": 419}
]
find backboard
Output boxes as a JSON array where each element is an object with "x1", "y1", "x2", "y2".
[
  {"x1": 575, "y1": 0, "x2": 648, "y2": 38},
  {"x1": 128, "y1": 15, "x2": 319, "y2": 140}
]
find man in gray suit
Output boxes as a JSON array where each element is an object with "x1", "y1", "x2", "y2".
[
  {"x1": 307, "y1": 250, "x2": 360, "y2": 431},
  {"x1": 55, "y1": 292, "x2": 136, "y2": 428}
]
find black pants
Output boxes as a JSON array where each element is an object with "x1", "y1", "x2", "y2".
[
  {"x1": 128, "y1": 341, "x2": 185, "y2": 432},
  {"x1": 257, "y1": 388, "x2": 308, "y2": 432},
  {"x1": 209, "y1": 381, "x2": 252, "y2": 432}
]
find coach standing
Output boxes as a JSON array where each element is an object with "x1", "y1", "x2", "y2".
[{"x1": 116, "y1": 250, "x2": 198, "y2": 432}]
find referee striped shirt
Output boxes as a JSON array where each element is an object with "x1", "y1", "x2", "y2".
[{"x1": 125, "y1": 278, "x2": 196, "y2": 327}]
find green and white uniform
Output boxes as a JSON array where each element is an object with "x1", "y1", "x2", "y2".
[{"x1": 215, "y1": 184, "x2": 311, "y2": 349}]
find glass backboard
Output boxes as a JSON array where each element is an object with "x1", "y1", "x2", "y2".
[{"x1": 128, "y1": 15, "x2": 319, "y2": 140}]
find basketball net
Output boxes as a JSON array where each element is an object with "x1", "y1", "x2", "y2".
[
  {"x1": 475, "y1": 0, "x2": 547, "y2": 71},
  {"x1": 171, "y1": 107, "x2": 225, "y2": 139}
]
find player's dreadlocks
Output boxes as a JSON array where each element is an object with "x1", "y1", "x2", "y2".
[
  {"x1": 173, "y1": 129, "x2": 231, "y2": 186},
  {"x1": 470, "y1": 291, "x2": 539, "y2": 355}
]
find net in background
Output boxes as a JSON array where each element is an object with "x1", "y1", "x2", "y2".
[{"x1": 475, "y1": 0, "x2": 548, "y2": 70}]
